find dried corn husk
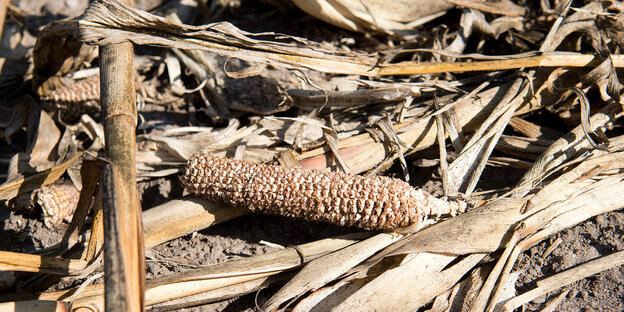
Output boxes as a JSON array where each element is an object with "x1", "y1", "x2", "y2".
[{"x1": 291, "y1": 0, "x2": 453, "y2": 35}]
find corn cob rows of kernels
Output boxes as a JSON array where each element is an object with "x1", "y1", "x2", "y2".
[
  {"x1": 36, "y1": 182, "x2": 80, "y2": 227},
  {"x1": 182, "y1": 154, "x2": 455, "y2": 230},
  {"x1": 39, "y1": 76, "x2": 101, "y2": 122}
]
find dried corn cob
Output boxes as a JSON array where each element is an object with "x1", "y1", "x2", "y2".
[
  {"x1": 40, "y1": 76, "x2": 101, "y2": 122},
  {"x1": 36, "y1": 182, "x2": 80, "y2": 227},
  {"x1": 182, "y1": 155, "x2": 463, "y2": 231}
]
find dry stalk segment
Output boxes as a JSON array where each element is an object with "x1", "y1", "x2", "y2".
[{"x1": 182, "y1": 155, "x2": 462, "y2": 231}]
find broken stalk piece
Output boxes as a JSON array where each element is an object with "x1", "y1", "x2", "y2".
[{"x1": 182, "y1": 155, "x2": 464, "y2": 231}]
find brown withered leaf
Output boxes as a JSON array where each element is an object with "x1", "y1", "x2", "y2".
[
  {"x1": 33, "y1": 0, "x2": 624, "y2": 79},
  {"x1": 445, "y1": 0, "x2": 526, "y2": 16},
  {"x1": 291, "y1": 0, "x2": 454, "y2": 35},
  {"x1": 27, "y1": 110, "x2": 61, "y2": 171},
  {"x1": 33, "y1": 0, "x2": 377, "y2": 77},
  {"x1": 0, "y1": 152, "x2": 82, "y2": 202}
]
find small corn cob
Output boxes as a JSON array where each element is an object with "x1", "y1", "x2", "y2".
[
  {"x1": 36, "y1": 182, "x2": 80, "y2": 227},
  {"x1": 182, "y1": 155, "x2": 462, "y2": 231},
  {"x1": 40, "y1": 76, "x2": 101, "y2": 122}
]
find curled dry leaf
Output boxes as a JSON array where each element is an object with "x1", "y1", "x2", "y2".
[
  {"x1": 138, "y1": 119, "x2": 242, "y2": 162},
  {"x1": 260, "y1": 117, "x2": 326, "y2": 150},
  {"x1": 291, "y1": 0, "x2": 454, "y2": 35},
  {"x1": 446, "y1": 9, "x2": 524, "y2": 58},
  {"x1": 0, "y1": 21, "x2": 37, "y2": 92},
  {"x1": 0, "y1": 152, "x2": 82, "y2": 202},
  {"x1": 1, "y1": 101, "x2": 63, "y2": 181},
  {"x1": 292, "y1": 0, "x2": 525, "y2": 36},
  {"x1": 445, "y1": 0, "x2": 526, "y2": 16},
  {"x1": 33, "y1": 0, "x2": 376, "y2": 77},
  {"x1": 31, "y1": 0, "x2": 624, "y2": 80},
  {"x1": 28, "y1": 110, "x2": 61, "y2": 171},
  {"x1": 597, "y1": 1, "x2": 624, "y2": 50}
]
